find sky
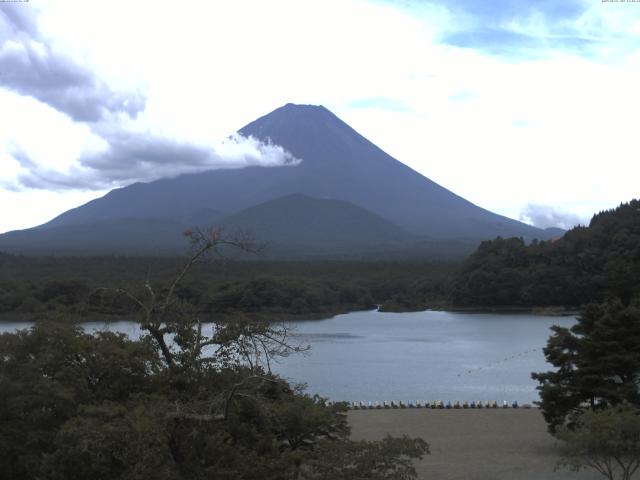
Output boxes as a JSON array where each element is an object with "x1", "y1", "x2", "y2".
[{"x1": 1, "y1": 0, "x2": 639, "y2": 233}]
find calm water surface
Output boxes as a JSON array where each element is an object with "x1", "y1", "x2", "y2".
[
  {"x1": 272, "y1": 309, "x2": 574, "y2": 404},
  {"x1": 0, "y1": 310, "x2": 574, "y2": 404}
]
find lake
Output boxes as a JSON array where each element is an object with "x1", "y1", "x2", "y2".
[{"x1": 0, "y1": 309, "x2": 574, "y2": 404}]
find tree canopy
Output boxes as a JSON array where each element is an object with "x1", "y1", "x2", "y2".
[
  {"x1": 556, "y1": 403, "x2": 640, "y2": 480},
  {"x1": 0, "y1": 253, "x2": 454, "y2": 321},
  {"x1": 452, "y1": 199, "x2": 640, "y2": 307},
  {"x1": 533, "y1": 297, "x2": 640, "y2": 432}
]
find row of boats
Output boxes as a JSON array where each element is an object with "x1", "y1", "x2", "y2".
[{"x1": 343, "y1": 400, "x2": 535, "y2": 409}]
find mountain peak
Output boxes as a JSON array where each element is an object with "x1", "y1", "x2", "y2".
[
  {"x1": 282, "y1": 102, "x2": 328, "y2": 111},
  {"x1": 271, "y1": 103, "x2": 338, "y2": 124},
  {"x1": 238, "y1": 103, "x2": 374, "y2": 170},
  {"x1": 240, "y1": 103, "x2": 339, "y2": 137}
]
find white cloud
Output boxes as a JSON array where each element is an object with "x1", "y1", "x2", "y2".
[
  {"x1": 0, "y1": 0, "x2": 639, "y2": 233},
  {"x1": 0, "y1": 3, "x2": 301, "y2": 196},
  {"x1": 519, "y1": 204, "x2": 584, "y2": 230}
]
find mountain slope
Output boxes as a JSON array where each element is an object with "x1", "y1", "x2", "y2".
[
  {"x1": 237, "y1": 104, "x2": 550, "y2": 240},
  {"x1": 0, "y1": 103, "x2": 558, "y2": 256}
]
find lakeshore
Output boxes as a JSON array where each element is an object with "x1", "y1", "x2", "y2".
[
  {"x1": 0, "y1": 303, "x2": 581, "y2": 324},
  {"x1": 348, "y1": 409, "x2": 600, "y2": 480}
]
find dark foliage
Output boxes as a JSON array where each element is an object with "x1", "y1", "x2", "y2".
[
  {"x1": 555, "y1": 403, "x2": 640, "y2": 480},
  {"x1": 0, "y1": 256, "x2": 455, "y2": 320},
  {"x1": 452, "y1": 200, "x2": 640, "y2": 307},
  {"x1": 0, "y1": 322, "x2": 162, "y2": 479},
  {"x1": 532, "y1": 298, "x2": 640, "y2": 432},
  {"x1": 0, "y1": 322, "x2": 428, "y2": 480},
  {"x1": 0, "y1": 232, "x2": 429, "y2": 479},
  {"x1": 205, "y1": 276, "x2": 374, "y2": 316}
]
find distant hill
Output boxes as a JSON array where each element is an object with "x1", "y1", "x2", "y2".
[
  {"x1": 450, "y1": 199, "x2": 640, "y2": 307},
  {"x1": 220, "y1": 194, "x2": 415, "y2": 254},
  {"x1": 0, "y1": 103, "x2": 561, "y2": 257}
]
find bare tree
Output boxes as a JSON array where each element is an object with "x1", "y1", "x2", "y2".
[
  {"x1": 105, "y1": 227, "x2": 311, "y2": 422},
  {"x1": 115, "y1": 227, "x2": 307, "y2": 374}
]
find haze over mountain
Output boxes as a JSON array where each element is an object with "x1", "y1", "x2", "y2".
[{"x1": 0, "y1": 103, "x2": 560, "y2": 257}]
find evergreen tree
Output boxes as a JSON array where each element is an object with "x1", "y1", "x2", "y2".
[{"x1": 533, "y1": 298, "x2": 640, "y2": 432}]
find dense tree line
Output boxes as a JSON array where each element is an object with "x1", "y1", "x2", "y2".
[
  {"x1": 0, "y1": 256, "x2": 454, "y2": 320},
  {"x1": 451, "y1": 200, "x2": 640, "y2": 307},
  {"x1": 0, "y1": 276, "x2": 375, "y2": 320}
]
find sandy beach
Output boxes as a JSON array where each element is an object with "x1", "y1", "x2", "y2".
[{"x1": 348, "y1": 409, "x2": 601, "y2": 480}]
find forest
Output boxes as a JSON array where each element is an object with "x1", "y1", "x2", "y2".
[
  {"x1": 450, "y1": 200, "x2": 640, "y2": 308},
  {"x1": 0, "y1": 254, "x2": 454, "y2": 321}
]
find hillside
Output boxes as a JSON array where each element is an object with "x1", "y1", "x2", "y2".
[
  {"x1": 220, "y1": 194, "x2": 415, "y2": 254},
  {"x1": 450, "y1": 199, "x2": 640, "y2": 307}
]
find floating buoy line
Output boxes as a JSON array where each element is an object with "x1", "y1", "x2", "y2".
[
  {"x1": 326, "y1": 347, "x2": 543, "y2": 411},
  {"x1": 456, "y1": 348, "x2": 540, "y2": 377}
]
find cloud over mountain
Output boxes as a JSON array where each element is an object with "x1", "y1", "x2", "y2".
[
  {"x1": 519, "y1": 203, "x2": 584, "y2": 230},
  {"x1": 5, "y1": 133, "x2": 299, "y2": 191},
  {"x1": 0, "y1": 4, "x2": 300, "y2": 192}
]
